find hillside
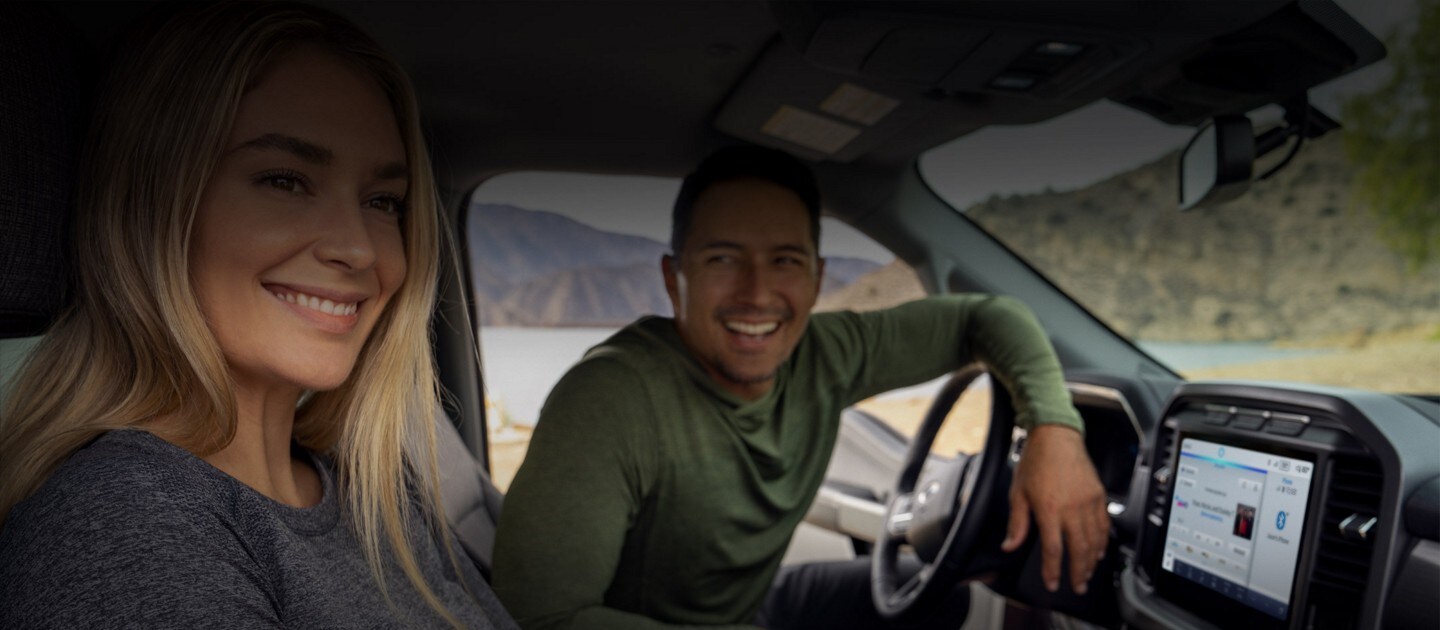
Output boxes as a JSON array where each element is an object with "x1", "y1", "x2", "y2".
[
  {"x1": 815, "y1": 260, "x2": 925, "y2": 313},
  {"x1": 967, "y1": 132, "x2": 1440, "y2": 342},
  {"x1": 468, "y1": 203, "x2": 882, "y2": 326},
  {"x1": 820, "y1": 132, "x2": 1440, "y2": 343}
]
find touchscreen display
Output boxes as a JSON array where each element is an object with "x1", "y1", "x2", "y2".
[{"x1": 1161, "y1": 437, "x2": 1314, "y2": 620}]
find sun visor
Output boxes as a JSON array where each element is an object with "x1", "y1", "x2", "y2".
[{"x1": 1114, "y1": 0, "x2": 1385, "y2": 125}]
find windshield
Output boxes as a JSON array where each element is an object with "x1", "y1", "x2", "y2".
[{"x1": 919, "y1": 1, "x2": 1438, "y2": 394}]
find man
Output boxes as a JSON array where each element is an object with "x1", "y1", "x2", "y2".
[{"x1": 492, "y1": 146, "x2": 1109, "y2": 629}]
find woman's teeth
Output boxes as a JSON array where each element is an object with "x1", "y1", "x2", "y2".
[
  {"x1": 271, "y1": 290, "x2": 358, "y2": 316},
  {"x1": 725, "y1": 321, "x2": 778, "y2": 335}
]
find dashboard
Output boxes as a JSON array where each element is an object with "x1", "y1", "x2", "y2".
[
  {"x1": 814, "y1": 375, "x2": 1437, "y2": 630},
  {"x1": 1109, "y1": 381, "x2": 1440, "y2": 630}
]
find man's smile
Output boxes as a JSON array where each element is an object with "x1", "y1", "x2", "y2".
[{"x1": 723, "y1": 320, "x2": 779, "y2": 336}]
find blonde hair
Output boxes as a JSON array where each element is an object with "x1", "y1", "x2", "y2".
[{"x1": 0, "y1": 2, "x2": 463, "y2": 624}]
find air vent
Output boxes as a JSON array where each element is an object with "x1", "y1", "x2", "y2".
[
  {"x1": 1150, "y1": 423, "x2": 1180, "y2": 515},
  {"x1": 1307, "y1": 455, "x2": 1382, "y2": 628}
]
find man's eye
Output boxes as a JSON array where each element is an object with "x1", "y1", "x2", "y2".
[{"x1": 707, "y1": 255, "x2": 735, "y2": 264}]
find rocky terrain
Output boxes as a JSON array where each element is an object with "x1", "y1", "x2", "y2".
[{"x1": 965, "y1": 132, "x2": 1440, "y2": 342}]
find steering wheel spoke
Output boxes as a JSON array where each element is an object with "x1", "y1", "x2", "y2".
[
  {"x1": 871, "y1": 366, "x2": 1018, "y2": 622},
  {"x1": 892, "y1": 564, "x2": 932, "y2": 602}
]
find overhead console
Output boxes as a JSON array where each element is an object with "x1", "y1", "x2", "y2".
[
  {"x1": 1120, "y1": 382, "x2": 1440, "y2": 629},
  {"x1": 715, "y1": 1, "x2": 1383, "y2": 167}
]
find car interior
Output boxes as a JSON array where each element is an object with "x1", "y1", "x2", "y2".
[{"x1": 2, "y1": 1, "x2": 1437, "y2": 629}]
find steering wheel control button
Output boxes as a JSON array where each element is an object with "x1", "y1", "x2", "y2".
[
  {"x1": 917, "y1": 480, "x2": 941, "y2": 506},
  {"x1": 887, "y1": 495, "x2": 915, "y2": 537}
]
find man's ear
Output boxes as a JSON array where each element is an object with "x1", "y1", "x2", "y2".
[
  {"x1": 662, "y1": 254, "x2": 680, "y2": 305},
  {"x1": 813, "y1": 256, "x2": 827, "y2": 297}
]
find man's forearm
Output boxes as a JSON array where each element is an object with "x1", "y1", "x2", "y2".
[{"x1": 967, "y1": 294, "x2": 1083, "y2": 433}]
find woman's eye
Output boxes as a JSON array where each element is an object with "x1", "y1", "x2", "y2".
[
  {"x1": 255, "y1": 169, "x2": 308, "y2": 194},
  {"x1": 367, "y1": 195, "x2": 407, "y2": 216}
]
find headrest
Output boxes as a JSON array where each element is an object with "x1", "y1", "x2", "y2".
[{"x1": 0, "y1": 4, "x2": 93, "y2": 338}]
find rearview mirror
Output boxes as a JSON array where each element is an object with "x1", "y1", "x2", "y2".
[{"x1": 1177, "y1": 115, "x2": 1255, "y2": 211}]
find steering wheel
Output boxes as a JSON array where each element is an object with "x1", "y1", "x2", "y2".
[{"x1": 871, "y1": 364, "x2": 1021, "y2": 623}]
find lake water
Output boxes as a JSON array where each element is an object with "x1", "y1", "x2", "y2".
[
  {"x1": 479, "y1": 327, "x2": 620, "y2": 427},
  {"x1": 479, "y1": 327, "x2": 1331, "y2": 426},
  {"x1": 1135, "y1": 341, "x2": 1329, "y2": 371}
]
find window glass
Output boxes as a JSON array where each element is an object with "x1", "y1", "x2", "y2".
[
  {"x1": 0, "y1": 336, "x2": 42, "y2": 410},
  {"x1": 467, "y1": 172, "x2": 927, "y2": 490},
  {"x1": 917, "y1": 0, "x2": 1439, "y2": 395}
]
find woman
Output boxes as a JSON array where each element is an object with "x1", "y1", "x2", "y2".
[{"x1": 0, "y1": 3, "x2": 515, "y2": 627}]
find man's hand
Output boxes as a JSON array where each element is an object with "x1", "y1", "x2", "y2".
[{"x1": 1000, "y1": 424, "x2": 1110, "y2": 594}]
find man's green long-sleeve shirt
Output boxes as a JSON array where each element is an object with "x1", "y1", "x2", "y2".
[{"x1": 492, "y1": 295, "x2": 1082, "y2": 629}]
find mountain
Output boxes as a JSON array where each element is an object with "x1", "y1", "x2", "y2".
[
  {"x1": 483, "y1": 261, "x2": 671, "y2": 327},
  {"x1": 815, "y1": 260, "x2": 925, "y2": 313},
  {"x1": 468, "y1": 203, "x2": 882, "y2": 327},
  {"x1": 820, "y1": 256, "x2": 884, "y2": 293},
  {"x1": 469, "y1": 204, "x2": 666, "y2": 286}
]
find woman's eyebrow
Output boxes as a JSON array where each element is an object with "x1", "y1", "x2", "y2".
[
  {"x1": 230, "y1": 133, "x2": 333, "y2": 164},
  {"x1": 374, "y1": 161, "x2": 407, "y2": 181},
  {"x1": 230, "y1": 133, "x2": 405, "y2": 182}
]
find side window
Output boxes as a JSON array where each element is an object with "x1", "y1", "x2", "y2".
[
  {"x1": 465, "y1": 172, "x2": 959, "y2": 489},
  {"x1": 0, "y1": 336, "x2": 43, "y2": 410},
  {"x1": 814, "y1": 271, "x2": 992, "y2": 458}
]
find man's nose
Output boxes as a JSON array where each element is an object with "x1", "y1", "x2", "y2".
[{"x1": 735, "y1": 262, "x2": 777, "y2": 305}]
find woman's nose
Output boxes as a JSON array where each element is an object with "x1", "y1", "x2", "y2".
[{"x1": 313, "y1": 202, "x2": 377, "y2": 272}]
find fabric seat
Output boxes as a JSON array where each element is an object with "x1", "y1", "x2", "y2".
[
  {"x1": 436, "y1": 416, "x2": 507, "y2": 579},
  {"x1": 0, "y1": 1, "x2": 506, "y2": 580},
  {"x1": 0, "y1": 3, "x2": 90, "y2": 337}
]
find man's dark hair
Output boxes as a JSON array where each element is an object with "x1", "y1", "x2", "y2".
[{"x1": 670, "y1": 145, "x2": 821, "y2": 254}]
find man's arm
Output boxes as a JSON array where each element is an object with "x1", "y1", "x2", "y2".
[
  {"x1": 947, "y1": 295, "x2": 1109, "y2": 595},
  {"x1": 1001, "y1": 424, "x2": 1109, "y2": 594},
  {"x1": 833, "y1": 294, "x2": 1108, "y2": 594},
  {"x1": 490, "y1": 359, "x2": 759, "y2": 630}
]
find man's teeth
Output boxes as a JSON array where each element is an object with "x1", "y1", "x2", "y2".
[
  {"x1": 272, "y1": 290, "x2": 358, "y2": 316},
  {"x1": 725, "y1": 321, "x2": 779, "y2": 336}
]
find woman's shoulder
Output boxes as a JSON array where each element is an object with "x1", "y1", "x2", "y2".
[
  {"x1": 1, "y1": 430, "x2": 246, "y2": 556},
  {"x1": 15, "y1": 429, "x2": 231, "y2": 520},
  {"x1": 0, "y1": 430, "x2": 278, "y2": 626}
]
